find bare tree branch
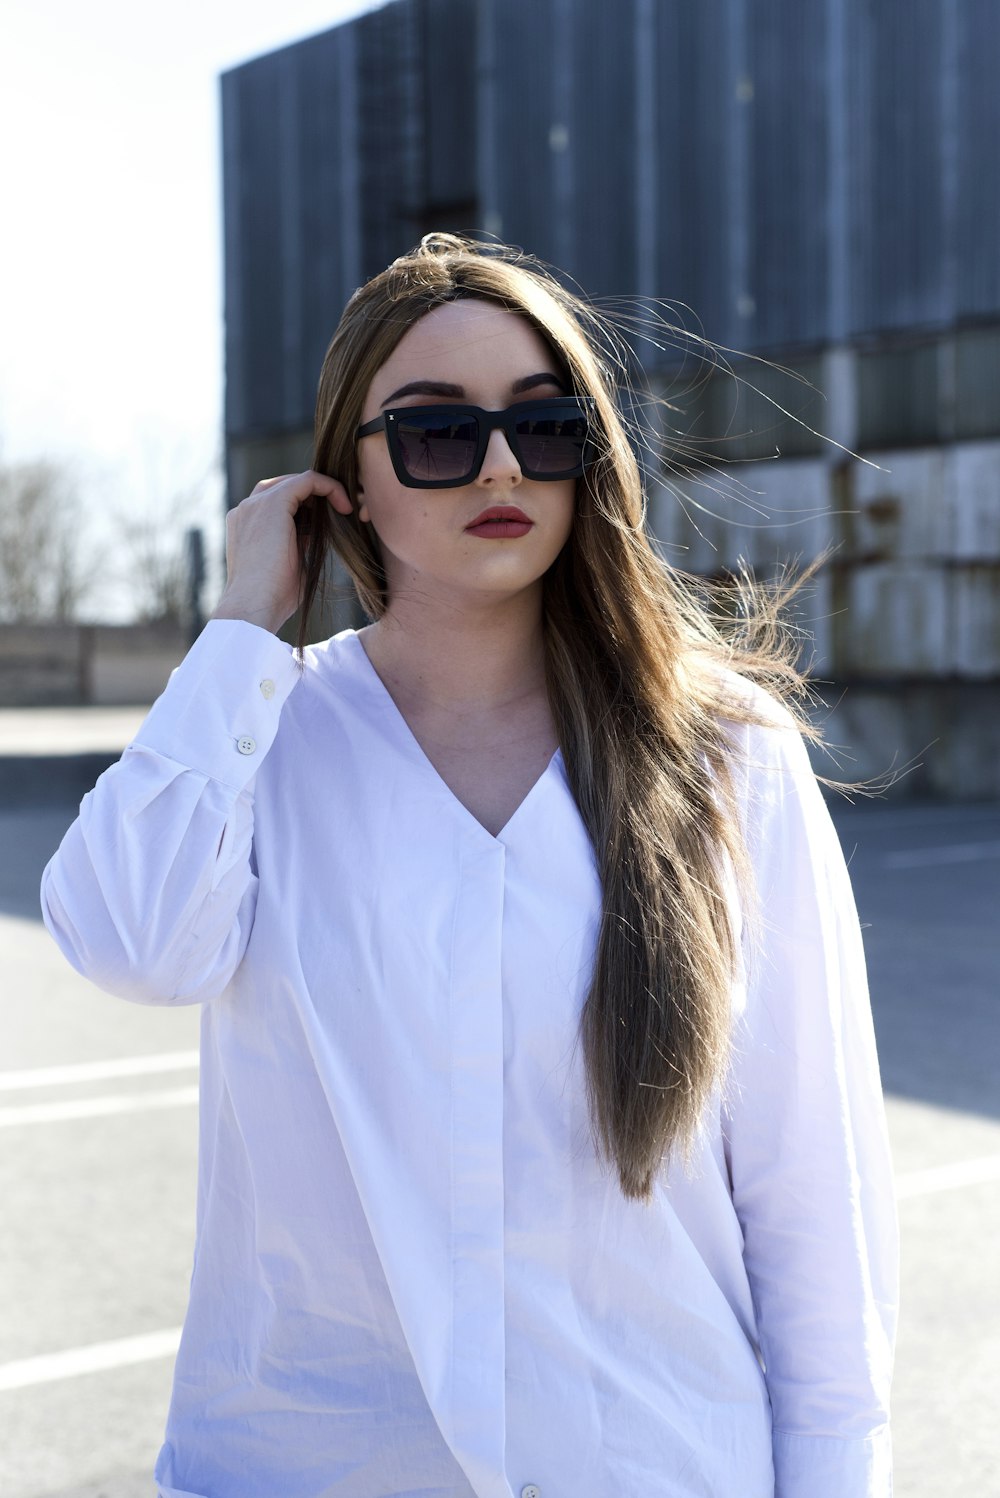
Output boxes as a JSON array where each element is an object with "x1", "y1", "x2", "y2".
[{"x1": 0, "y1": 460, "x2": 94, "y2": 622}]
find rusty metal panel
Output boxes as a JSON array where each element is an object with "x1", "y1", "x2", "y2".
[
  {"x1": 839, "y1": 560, "x2": 1000, "y2": 678},
  {"x1": 650, "y1": 454, "x2": 832, "y2": 574},
  {"x1": 953, "y1": 565, "x2": 1000, "y2": 676},
  {"x1": 696, "y1": 356, "x2": 826, "y2": 462},
  {"x1": 952, "y1": 443, "x2": 1000, "y2": 560},
  {"x1": 856, "y1": 341, "x2": 942, "y2": 448},
  {"x1": 954, "y1": 329, "x2": 1000, "y2": 441},
  {"x1": 840, "y1": 563, "x2": 951, "y2": 676},
  {"x1": 850, "y1": 449, "x2": 953, "y2": 561}
]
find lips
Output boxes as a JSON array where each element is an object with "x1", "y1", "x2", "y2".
[
  {"x1": 465, "y1": 506, "x2": 532, "y2": 528},
  {"x1": 464, "y1": 505, "x2": 535, "y2": 541}
]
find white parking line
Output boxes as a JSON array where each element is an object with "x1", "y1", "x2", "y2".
[
  {"x1": 0, "y1": 1050, "x2": 199, "y2": 1092},
  {"x1": 895, "y1": 1155, "x2": 1000, "y2": 1199},
  {"x1": 882, "y1": 841, "x2": 1000, "y2": 868},
  {"x1": 0, "y1": 1086, "x2": 199, "y2": 1127},
  {"x1": 0, "y1": 1328, "x2": 182, "y2": 1392}
]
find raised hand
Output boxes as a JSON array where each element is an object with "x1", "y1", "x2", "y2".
[{"x1": 210, "y1": 470, "x2": 352, "y2": 634}]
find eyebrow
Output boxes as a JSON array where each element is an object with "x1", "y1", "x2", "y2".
[{"x1": 380, "y1": 372, "x2": 567, "y2": 408}]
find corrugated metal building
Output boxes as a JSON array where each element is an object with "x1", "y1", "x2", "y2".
[{"x1": 221, "y1": 0, "x2": 1000, "y2": 796}]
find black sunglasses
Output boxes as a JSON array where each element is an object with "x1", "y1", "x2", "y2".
[{"x1": 356, "y1": 397, "x2": 598, "y2": 489}]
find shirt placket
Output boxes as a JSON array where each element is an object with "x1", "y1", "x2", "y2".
[{"x1": 447, "y1": 831, "x2": 512, "y2": 1498}]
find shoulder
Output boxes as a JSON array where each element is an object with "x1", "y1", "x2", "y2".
[
  {"x1": 708, "y1": 666, "x2": 813, "y2": 780},
  {"x1": 297, "y1": 627, "x2": 361, "y2": 677},
  {"x1": 699, "y1": 667, "x2": 838, "y2": 875},
  {"x1": 287, "y1": 628, "x2": 367, "y2": 705},
  {"x1": 270, "y1": 628, "x2": 369, "y2": 748}
]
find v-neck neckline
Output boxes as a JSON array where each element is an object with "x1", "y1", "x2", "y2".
[{"x1": 344, "y1": 630, "x2": 562, "y2": 845}]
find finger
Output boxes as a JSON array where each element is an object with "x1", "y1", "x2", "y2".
[
  {"x1": 252, "y1": 471, "x2": 342, "y2": 507},
  {"x1": 325, "y1": 478, "x2": 354, "y2": 516},
  {"x1": 250, "y1": 475, "x2": 295, "y2": 495}
]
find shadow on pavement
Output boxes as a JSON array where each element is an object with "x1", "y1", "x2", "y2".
[
  {"x1": 833, "y1": 800, "x2": 1000, "y2": 1123},
  {"x1": 0, "y1": 804, "x2": 86, "y2": 923}
]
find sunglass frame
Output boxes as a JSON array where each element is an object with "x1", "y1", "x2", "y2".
[{"x1": 356, "y1": 397, "x2": 598, "y2": 489}]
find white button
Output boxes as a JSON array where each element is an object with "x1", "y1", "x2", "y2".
[
  {"x1": 521, "y1": 1487, "x2": 541, "y2": 1498},
  {"x1": 236, "y1": 735, "x2": 257, "y2": 755},
  {"x1": 259, "y1": 678, "x2": 275, "y2": 699}
]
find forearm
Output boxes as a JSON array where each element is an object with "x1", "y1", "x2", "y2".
[{"x1": 41, "y1": 620, "x2": 299, "y2": 1005}]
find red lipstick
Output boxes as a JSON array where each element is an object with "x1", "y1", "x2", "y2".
[{"x1": 465, "y1": 506, "x2": 534, "y2": 539}]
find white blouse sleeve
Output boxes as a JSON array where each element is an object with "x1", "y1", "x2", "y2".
[
  {"x1": 722, "y1": 709, "x2": 899, "y2": 1498},
  {"x1": 40, "y1": 620, "x2": 300, "y2": 1007}
]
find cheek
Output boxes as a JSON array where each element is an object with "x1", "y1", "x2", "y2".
[
  {"x1": 358, "y1": 473, "x2": 433, "y2": 547},
  {"x1": 356, "y1": 447, "x2": 405, "y2": 527}
]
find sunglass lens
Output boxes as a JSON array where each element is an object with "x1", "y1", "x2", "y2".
[
  {"x1": 396, "y1": 414, "x2": 478, "y2": 483},
  {"x1": 514, "y1": 409, "x2": 590, "y2": 475}
]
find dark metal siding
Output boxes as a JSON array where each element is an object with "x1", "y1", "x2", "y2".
[
  {"x1": 295, "y1": 29, "x2": 359, "y2": 417},
  {"x1": 355, "y1": 1, "x2": 423, "y2": 280},
  {"x1": 653, "y1": 1, "x2": 731, "y2": 349},
  {"x1": 222, "y1": 30, "x2": 366, "y2": 440},
  {"x1": 956, "y1": 0, "x2": 1000, "y2": 318},
  {"x1": 423, "y1": 0, "x2": 477, "y2": 212},
  {"x1": 222, "y1": 0, "x2": 1000, "y2": 442},
  {"x1": 565, "y1": 0, "x2": 638, "y2": 301},
  {"x1": 851, "y1": 0, "x2": 947, "y2": 334},
  {"x1": 747, "y1": 4, "x2": 829, "y2": 350},
  {"x1": 488, "y1": 0, "x2": 560, "y2": 267}
]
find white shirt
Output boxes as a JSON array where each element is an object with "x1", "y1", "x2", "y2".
[{"x1": 41, "y1": 619, "x2": 898, "y2": 1498}]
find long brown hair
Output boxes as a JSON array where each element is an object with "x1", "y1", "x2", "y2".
[{"x1": 304, "y1": 234, "x2": 811, "y2": 1201}]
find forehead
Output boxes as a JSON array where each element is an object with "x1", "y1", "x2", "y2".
[{"x1": 370, "y1": 299, "x2": 561, "y2": 395}]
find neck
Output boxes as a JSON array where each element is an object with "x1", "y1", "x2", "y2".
[{"x1": 361, "y1": 585, "x2": 548, "y2": 713}]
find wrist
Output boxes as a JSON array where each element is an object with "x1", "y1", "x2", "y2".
[{"x1": 209, "y1": 592, "x2": 288, "y2": 635}]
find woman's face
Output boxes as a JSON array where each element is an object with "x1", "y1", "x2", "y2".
[{"x1": 354, "y1": 299, "x2": 577, "y2": 611}]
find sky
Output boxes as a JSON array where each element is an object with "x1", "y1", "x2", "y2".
[{"x1": 1, "y1": 0, "x2": 381, "y2": 616}]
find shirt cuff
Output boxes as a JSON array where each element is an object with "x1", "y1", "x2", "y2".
[
  {"x1": 129, "y1": 618, "x2": 299, "y2": 790},
  {"x1": 773, "y1": 1426, "x2": 893, "y2": 1498}
]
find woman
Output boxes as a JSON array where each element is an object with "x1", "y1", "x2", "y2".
[{"x1": 41, "y1": 234, "x2": 898, "y2": 1498}]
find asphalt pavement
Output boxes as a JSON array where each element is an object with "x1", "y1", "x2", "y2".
[{"x1": 1, "y1": 709, "x2": 998, "y2": 1497}]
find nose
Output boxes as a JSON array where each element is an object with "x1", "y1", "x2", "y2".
[{"x1": 475, "y1": 426, "x2": 522, "y2": 487}]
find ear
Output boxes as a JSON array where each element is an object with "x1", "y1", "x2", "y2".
[{"x1": 356, "y1": 486, "x2": 371, "y2": 524}]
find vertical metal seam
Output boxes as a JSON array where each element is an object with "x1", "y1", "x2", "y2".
[
  {"x1": 338, "y1": 26, "x2": 361, "y2": 298},
  {"x1": 551, "y1": 0, "x2": 574, "y2": 272},
  {"x1": 938, "y1": 0, "x2": 960, "y2": 443},
  {"x1": 399, "y1": 0, "x2": 425, "y2": 238},
  {"x1": 278, "y1": 55, "x2": 303, "y2": 427},
  {"x1": 220, "y1": 73, "x2": 244, "y2": 454},
  {"x1": 724, "y1": 0, "x2": 752, "y2": 347},
  {"x1": 475, "y1": 0, "x2": 499, "y2": 236},
  {"x1": 634, "y1": 0, "x2": 657, "y2": 302},
  {"x1": 940, "y1": 0, "x2": 960, "y2": 326},
  {"x1": 826, "y1": 0, "x2": 850, "y2": 345}
]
